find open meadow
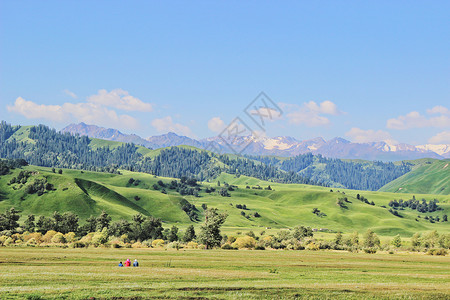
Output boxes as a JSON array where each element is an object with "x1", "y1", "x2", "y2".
[{"x1": 1, "y1": 247, "x2": 449, "y2": 299}]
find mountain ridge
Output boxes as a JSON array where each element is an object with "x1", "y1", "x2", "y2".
[{"x1": 61, "y1": 123, "x2": 450, "y2": 161}]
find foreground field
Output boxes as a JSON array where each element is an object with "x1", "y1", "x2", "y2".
[{"x1": 1, "y1": 248, "x2": 449, "y2": 299}]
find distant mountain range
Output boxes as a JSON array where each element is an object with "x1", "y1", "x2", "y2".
[{"x1": 61, "y1": 123, "x2": 450, "y2": 161}]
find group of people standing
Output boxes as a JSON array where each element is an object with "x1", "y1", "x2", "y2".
[{"x1": 118, "y1": 259, "x2": 139, "y2": 267}]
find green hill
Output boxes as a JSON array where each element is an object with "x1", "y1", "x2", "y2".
[
  {"x1": 0, "y1": 164, "x2": 448, "y2": 237},
  {"x1": 379, "y1": 159, "x2": 450, "y2": 195}
]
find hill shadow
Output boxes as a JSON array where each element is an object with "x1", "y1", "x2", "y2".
[{"x1": 0, "y1": 190, "x2": 7, "y2": 201}]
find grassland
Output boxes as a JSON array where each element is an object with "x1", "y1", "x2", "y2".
[
  {"x1": 0, "y1": 247, "x2": 449, "y2": 299},
  {"x1": 0, "y1": 165, "x2": 449, "y2": 237},
  {"x1": 379, "y1": 159, "x2": 450, "y2": 195}
]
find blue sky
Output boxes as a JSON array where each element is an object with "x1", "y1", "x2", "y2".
[{"x1": 1, "y1": 1, "x2": 449, "y2": 145}]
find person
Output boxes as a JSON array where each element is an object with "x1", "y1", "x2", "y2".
[
  {"x1": 133, "y1": 259, "x2": 139, "y2": 267},
  {"x1": 118, "y1": 261, "x2": 123, "y2": 267},
  {"x1": 125, "y1": 259, "x2": 131, "y2": 267}
]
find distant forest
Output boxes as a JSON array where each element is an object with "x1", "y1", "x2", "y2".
[
  {"x1": 0, "y1": 121, "x2": 411, "y2": 190},
  {"x1": 250, "y1": 153, "x2": 411, "y2": 191}
]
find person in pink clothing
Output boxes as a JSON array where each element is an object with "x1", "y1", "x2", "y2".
[{"x1": 125, "y1": 259, "x2": 131, "y2": 267}]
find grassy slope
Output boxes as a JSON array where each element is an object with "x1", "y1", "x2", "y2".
[
  {"x1": 0, "y1": 166, "x2": 449, "y2": 237},
  {"x1": 379, "y1": 159, "x2": 450, "y2": 195}
]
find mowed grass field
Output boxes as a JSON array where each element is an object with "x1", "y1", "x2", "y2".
[{"x1": 0, "y1": 247, "x2": 449, "y2": 299}]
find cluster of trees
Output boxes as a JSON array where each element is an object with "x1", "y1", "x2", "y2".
[
  {"x1": 388, "y1": 197, "x2": 442, "y2": 213},
  {"x1": 179, "y1": 198, "x2": 199, "y2": 221},
  {"x1": 0, "y1": 158, "x2": 28, "y2": 175},
  {"x1": 312, "y1": 208, "x2": 326, "y2": 217},
  {"x1": 356, "y1": 194, "x2": 375, "y2": 206},
  {"x1": 0, "y1": 207, "x2": 229, "y2": 250}
]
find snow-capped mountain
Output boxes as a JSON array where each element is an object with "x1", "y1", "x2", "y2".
[{"x1": 61, "y1": 123, "x2": 449, "y2": 161}]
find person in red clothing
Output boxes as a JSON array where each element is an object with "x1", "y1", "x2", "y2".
[{"x1": 125, "y1": 259, "x2": 131, "y2": 267}]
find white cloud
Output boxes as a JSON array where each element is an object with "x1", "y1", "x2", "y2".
[
  {"x1": 63, "y1": 89, "x2": 78, "y2": 99},
  {"x1": 280, "y1": 100, "x2": 342, "y2": 127},
  {"x1": 248, "y1": 107, "x2": 283, "y2": 122},
  {"x1": 151, "y1": 116, "x2": 195, "y2": 138},
  {"x1": 7, "y1": 97, "x2": 66, "y2": 122},
  {"x1": 429, "y1": 131, "x2": 450, "y2": 144},
  {"x1": 87, "y1": 89, "x2": 153, "y2": 112},
  {"x1": 427, "y1": 105, "x2": 450, "y2": 115},
  {"x1": 7, "y1": 96, "x2": 139, "y2": 129},
  {"x1": 345, "y1": 127, "x2": 398, "y2": 144},
  {"x1": 387, "y1": 106, "x2": 450, "y2": 130},
  {"x1": 208, "y1": 117, "x2": 225, "y2": 133}
]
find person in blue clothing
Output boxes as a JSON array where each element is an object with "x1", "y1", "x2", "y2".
[
  {"x1": 133, "y1": 259, "x2": 139, "y2": 267},
  {"x1": 118, "y1": 261, "x2": 123, "y2": 267}
]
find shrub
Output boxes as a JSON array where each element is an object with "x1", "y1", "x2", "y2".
[
  {"x1": 22, "y1": 232, "x2": 43, "y2": 244},
  {"x1": 132, "y1": 241, "x2": 144, "y2": 248},
  {"x1": 70, "y1": 241, "x2": 86, "y2": 248},
  {"x1": 167, "y1": 241, "x2": 182, "y2": 250},
  {"x1": 221, "y1": 243, "x2": 238, "y2": 250},
  {"x1": 64, "y1": 232, "x2": 76, "y2": 243},
  {"x1": 306, "y1": 242, "x2": 319, "y2": 251},
  {"x1": 152, "y1": 239, "x2": 165, "y2": 248},
  {"x1": 42, "y1": 230, "x2": 58, "y2": 243},
  {"x1": 186, "y1": 241, "x2": 198, "y2": 249},
  {"x1": 427, "y1": 249, "x2": 447, "y2": 256},
  {"x1": 91, "y1": 228, "x2": 108, "y2": 246},
  {"x1": 232, "y1": 236, "x2": 256, "y2": 249},
  {"x1": 255, "y1": 245, "x2": 265, "y2": 250},
  {"x1": 363, "y1": 248, "x2": 377, "y2": 254},
  {"x1": 26, "y1": 238, "x2": 38, "y2": 245},
  {"x1": 51, "y1": 233, "x2": 66, "y2": 244}
]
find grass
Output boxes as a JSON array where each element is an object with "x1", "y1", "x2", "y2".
[
  {"x1": 0, "y1": 166, "x2": 449, "y2": 237},
  {"x1": 0, "y1": 247, "x2": 449, "y2": 299},
  {"x1": 379, "y1": 159, "x2": 450, "y2": 195}
]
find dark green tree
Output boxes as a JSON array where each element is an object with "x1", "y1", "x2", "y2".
[
  {"x1": 168, "y1": 225, "x2": 179, "y2": 242},
  {"x1": 24, "y1": 214, "x2": 36, "y2": 232},
  {"x1": 182, "y1": 225, "x2": 196, "y2": 243},
  {"x1": 198, "y1": 208, "x2": 228, "y2": 249}
]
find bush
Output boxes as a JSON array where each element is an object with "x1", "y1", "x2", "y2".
[
  {"x1": 132, "y1": 241, "x2": 144, "y2": 248},
  {"x1": 221, "y1": 243, "x2": 238, "y2": 250},
  {"x1": 42, "y1": 230, "x2": 58, "y2": 243},
  {"x1": 363, "y1": 248, "x2": 377, "y2": 254},
  {"x1": 427, "y1": 248, "x2": 447, "y2": 256},
  {"x1": 306, "y1": 242, "x2": 319, "y2": 251},
  {"x1": 51, "y1": 233, "x2": 66, "y2": 244},
  {"x1": 64, "y1": 232, "x2": 76, "y2": 243},
  {"x1": 232, "y1": 236, "x2": 256, "y2": 249},
  {"x1": 152, "y1": 239, "x2": 165, "y2": 248},
  {"x1": 70, "y1": 241, "x2": 86, "y2": 248},
  {"x1": 186, "y1": 241, "x2": 198, "y2": 249},
  {"x1": 255, "y1": 245, "x2": 265, "y2": 250}
]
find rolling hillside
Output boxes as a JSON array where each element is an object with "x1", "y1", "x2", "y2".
[
  {"x1": 0, "y1": 163, "x2": 448, "y2": 237},
  {"x1": 379, "y1": 159, "x2": 450, "y2": 195}
]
